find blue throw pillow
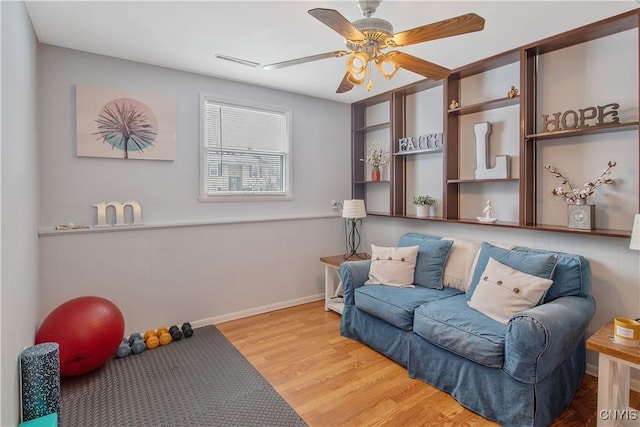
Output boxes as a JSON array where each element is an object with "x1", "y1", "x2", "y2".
[
  {"x1": 467, "y1": 242, "x2": 559, "y2": 299},
  {"x1": 511, "y1": 247, "x2": 590, "y2": 302},
  {"x1": 398, "y1": 235, "x2": 453, "y2": 289}
]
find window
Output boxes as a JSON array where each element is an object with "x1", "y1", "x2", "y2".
[{"x1": 200, "y1": 94, "x2": 292, "y2": 201}]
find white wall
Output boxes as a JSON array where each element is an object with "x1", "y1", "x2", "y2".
[
  {"x1": 361, "y1": 217, "x2": 640, "y2": 381},
  {"x1": 1, "y1": 2, "x2": 40, "y2": 425},
  {"x1": 37, "y1": 47, "x2": 352, "y2": 333}
]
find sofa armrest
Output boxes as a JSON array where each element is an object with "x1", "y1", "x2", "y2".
[
  {"x1": 503, "y1": 295, "x2": 595, "y2": 384},
  {"x1": 339, "y1": 260, "x2": 372, "y2": 305}
]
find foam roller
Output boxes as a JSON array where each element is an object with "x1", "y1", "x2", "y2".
[{"x1": 20, "y1": 343, "x2": 60, "y2": 422}]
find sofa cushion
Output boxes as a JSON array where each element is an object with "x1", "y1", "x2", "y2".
[
  {"x1": 441, "y1": 237, "x2": 481, "y2": 291},
  {"x1": 468, "y1": 257, "x2": 554, "y2": 324},
  {"x1": 467, "y1": 242, "x2": 558, "y2": 300},
  {"x1": 413, "y1": 294, "x2": 508, "y2": 368},
  {"x1": 398, "y1": 233, "x2": 453, "y2": 289},
  {"x1": 355, "y1": 285, "x2": 462, "y2": 331},
  {"x1": 365, "y1": 245, "x2": 419, "y2": 287},
  {"x1": 511, "y1": 247, "x2": 591, "y2": 302}
]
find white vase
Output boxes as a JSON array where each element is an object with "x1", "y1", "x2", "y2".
[{"x1": 416, "y1": 205, "x2": 430, "y2": 218}]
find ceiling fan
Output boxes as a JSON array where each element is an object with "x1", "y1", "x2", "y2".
[{"x1": 263, "y1": 1, "x2": 485, "y2": 93}]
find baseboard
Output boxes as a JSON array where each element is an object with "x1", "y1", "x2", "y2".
[
  {"x1": 587, "y1": 362, "x2": 640, "y2": 393},
  {"x1": 190, "y1": 294, "x2": 324, "y2": 327}
]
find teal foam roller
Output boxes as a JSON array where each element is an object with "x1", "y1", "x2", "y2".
[
  {"x1": 20, "y1": 343, "x2": 60, "y2": 422},
  {"x1": 18, "y1": 412, "x2": 58, "y2": 427}
]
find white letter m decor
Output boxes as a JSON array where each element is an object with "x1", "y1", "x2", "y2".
[{"x1": 93, "y1": 201, "x2": 143, "y2": 227}]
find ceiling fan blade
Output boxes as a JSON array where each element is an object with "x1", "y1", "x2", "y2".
[
  {"x1": 389, "y1": 51, "x2": 451, "y2": 80},
  {"x1": 392, "y1": 13, "x2": 485, "y2": 47},
  {"x1": 263, "y1": 50, "x2": 349, "y2": 70},
  {"x1": 308, "y1": 8, "x2": 366, "y2": 42},
  {"x1": 336, "y1": 72, "x2": 355, "y2": 93}
]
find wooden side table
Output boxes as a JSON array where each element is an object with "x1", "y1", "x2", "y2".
[
  {"x1": 586, "y1": 319, "x2": 640, "y2": 426},
  {"x1": 319, "y1": 254, "x2": 369, "y2": 315}
]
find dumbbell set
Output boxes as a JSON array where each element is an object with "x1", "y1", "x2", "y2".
[{"x1": 117, "y1": 322, "x2": 194, "y2": 358}]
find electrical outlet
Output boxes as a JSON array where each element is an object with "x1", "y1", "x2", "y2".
[{"x1": 330, "y1": 200, "x2": 340, "y2": 209}]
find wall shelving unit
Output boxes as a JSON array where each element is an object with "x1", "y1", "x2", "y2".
[{"x1": 350, "y1": 9, "x2": 640, "y2": 238}]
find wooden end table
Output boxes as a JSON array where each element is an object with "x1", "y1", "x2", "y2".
[
  {"x1": 319, "y1": 254, "x2": 369, "y2": 315},
  {"x1": 586, "y1": 319, "x2": 640, "y2": 426}
]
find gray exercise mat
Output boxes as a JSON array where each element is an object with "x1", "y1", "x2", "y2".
[{"x1": 59, "y1": 325, "x2": 307, "y2": 427}]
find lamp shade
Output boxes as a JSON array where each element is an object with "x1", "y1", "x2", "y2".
[
  {"x1": 342, "y1": 199, "x2": 367, "y2": 219},
  {"x1": 630, "y1": 214, "x2": 640, "y2": 250}
]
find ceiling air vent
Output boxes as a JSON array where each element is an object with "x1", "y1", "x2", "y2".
[{"x1": 214, "y1": 54, "x2": 259, "y2": 68}]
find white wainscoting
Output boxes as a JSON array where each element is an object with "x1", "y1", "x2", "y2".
[{"x1": 39, "y1": 217, "x2": 343, "y2": 335}]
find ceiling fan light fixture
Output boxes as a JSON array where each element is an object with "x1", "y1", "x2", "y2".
[
  {"x1": 346, "y1": 52, "x2": 369, "y2": 76},
  {"x1": 271, "y1": 5, "x2": 485, "y2": 94},
  {"x1": 346, "y1": 71, "x2": 365, "y2": 86},
  {"x1": 376, "y1": 55, "x2": 399, "y2": 80}
]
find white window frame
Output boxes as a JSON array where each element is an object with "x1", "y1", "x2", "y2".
[{"x1": 199, "y1": 94, "x2": 293, "y2": 202}]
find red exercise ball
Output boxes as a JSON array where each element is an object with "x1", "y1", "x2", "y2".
[{"x1": 35, "y1": 296, "x2": 125, "y2": 376}]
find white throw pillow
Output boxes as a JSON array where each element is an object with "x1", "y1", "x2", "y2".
[
  {"x1": 366, "y1": 245, "x2": 419, "y2": 288},
  {"x1": 442, "y1": 237, "x2": 481, "y2": 291},
  {"x1": 468, "y1": 257, "x2": 554, "y2": 324}
]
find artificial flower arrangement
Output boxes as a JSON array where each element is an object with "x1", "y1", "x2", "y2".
[
  {"x1": 413, "y1": 195, "x2": 437, "y2": 206},
  {"x1": 544, "y1": 161, "x2": 616, "y2": 203},
  {"x1": 363, "y1": 143, "x2": 389, "y2": 170}
]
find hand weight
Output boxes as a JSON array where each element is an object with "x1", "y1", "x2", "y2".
[
  {"x1": 169, "y1": 325, "x2": 183, "y2": 341},
  {"x1": 181, "y1": 322, "x2": 193, "y2": 338}
]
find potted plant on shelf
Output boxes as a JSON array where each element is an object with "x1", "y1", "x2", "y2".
[
  {"x1": 363, "y1": 144, "x2": 389, "y2": 182},
  {"x1": 413, "y1": 195, "x2": 437, "y2": 218}
]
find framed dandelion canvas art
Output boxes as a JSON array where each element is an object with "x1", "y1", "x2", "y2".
[{"x1": 76, "y1": 84, "x2": 176, "y2": 160}]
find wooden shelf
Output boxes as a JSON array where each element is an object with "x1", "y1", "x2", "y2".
[
  {"x1": 526, "y1": 121, "x2": 639, "y2": 140},
  {"x1": 447, "y1": 178, "x2": 519, "y2": 184},
  {"x1": 394, "y1": 147, "x2": 443, "y2": 156},
  {"x1": 353, "y1": 122, "x2": 390, "y2": 133},
  {"x1": 350, "y1": 9, "x2": 640, "y2": 240},
  {"x1": 398, "y1": 214, "x2": 448, "y2": 221},
  {"x1": 365, "y1": 215, "x2": 632, "y2": 238},
  {"x1": 456, "y1": 218, "x2": 520, "y2": 228},
  {"x1": 366, "y1": 210, "x2": 393, "y2": 217},
  {"x1": 354, "y1": 180, "x2": 390, "y2": 184},
  {"x1": 523, "y1": 224, "x2": 632, "y2": 238},
  {"x1": 448, "y1": 96, "x2": 519, "y2": 115}
]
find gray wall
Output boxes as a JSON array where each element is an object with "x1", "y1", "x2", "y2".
[
  {"x1": 1, "y1": 2, "x2": 40, "y2": 425},
  {"x1": 37, "y1": 45, "x2": 352, "y2": 335},
  {"x1": 37, "y1": 45, "x2": 351, "y2": 226}
]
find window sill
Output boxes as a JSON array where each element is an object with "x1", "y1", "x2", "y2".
[{"x1": 198, "y1": 192, "x2": 293, "y2": 202}]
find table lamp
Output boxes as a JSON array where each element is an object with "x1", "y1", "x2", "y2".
[{"x1": 342, "y1": 199, "x2": 367, "y2": 259}]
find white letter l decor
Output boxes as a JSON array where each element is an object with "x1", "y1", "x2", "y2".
[{"x1": 474, "y1": 122, "x2": 510, "y2": 180}]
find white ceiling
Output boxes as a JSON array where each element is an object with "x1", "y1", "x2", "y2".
[{"x1": 25, "y1": 1, "x2": 639, "y2": 104}]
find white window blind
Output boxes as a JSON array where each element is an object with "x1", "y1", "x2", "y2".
[{"x1": 200, "y1": 95, "x2": 291, "y2": 200}]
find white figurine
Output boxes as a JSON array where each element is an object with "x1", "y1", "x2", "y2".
[
  {"x1": 483, "y1": 200, "x2": 495, "y2": 218},
  {"x1": 478, "y1": 200, "x2": 498, "y2": 223}
]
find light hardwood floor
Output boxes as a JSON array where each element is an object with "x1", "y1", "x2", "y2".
[{"x1": 217, "y1": 301, "x2": 639, "y2": 427}]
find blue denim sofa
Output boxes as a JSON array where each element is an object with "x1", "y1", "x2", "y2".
[{"x1": 339, "y1": 233, "x2": 595, "y2": 427}]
